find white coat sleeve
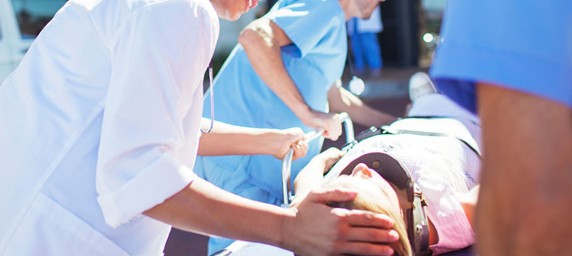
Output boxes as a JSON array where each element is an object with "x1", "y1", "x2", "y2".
[{"x1": 95, "y1": 2, "x2": 218, "y2": 228}]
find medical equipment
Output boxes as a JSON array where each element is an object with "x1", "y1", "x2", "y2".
[
  {"x1": 201, "y1": 63, "x2": 215, "y2": 133},
  {"x1": 348, "y1": 75, "x2": 366, "y2": 95},
  {"x1": 346, "y1": 36, "x2": 366, "y2": 96}
]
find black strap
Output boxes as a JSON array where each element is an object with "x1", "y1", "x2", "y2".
[{"x1": 327, "y1": 152, "x2": 432, "y2": 255}]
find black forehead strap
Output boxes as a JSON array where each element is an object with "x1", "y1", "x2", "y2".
[
  {"x1": 334, "y1": 152, "x2": 414, "y2": 203},
  {"x1": 328, "y1": 151, "x2": 431, "y2": 255}
]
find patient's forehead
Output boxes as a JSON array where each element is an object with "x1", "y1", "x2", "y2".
[
  {"x1": 326, "y1": 174, "x2": 397, "y2": 204},
  {"x1": 352, "y1": 165, "x2": 394, "y2": 191}
]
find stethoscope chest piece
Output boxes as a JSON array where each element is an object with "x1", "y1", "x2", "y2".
[{"x1": 348, "y1": 75, "x2": 365, "y2": 95}]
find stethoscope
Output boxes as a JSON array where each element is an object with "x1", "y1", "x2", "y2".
[
  {"x1": 201, "y1": 62, "x2": 215, "y2": 133},
  {"x1": 348, "y1": 73, "x2": 365, "y2": 95},
  {"x1": 346, "y1": 23, "x2": 365, "y2": 95}
]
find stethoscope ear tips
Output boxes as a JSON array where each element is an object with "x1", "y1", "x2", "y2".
[{"x1": 348, "y1": 76, "x2": 365, "y2": 95}]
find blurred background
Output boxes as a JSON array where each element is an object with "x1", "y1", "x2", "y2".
[
  {"x1": 1, "y1": 0, "x2": 446, "y2": 82},
  {"x1": 0, "y1": 0, "x2": 447, "y2": 254}
]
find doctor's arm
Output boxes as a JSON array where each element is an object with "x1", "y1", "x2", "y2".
[
  {"x1": 198, "y1": 118, "x2": 308, "y2": 160},
  {"x1": 238, "y1": 17, "x2": 342, "y2": 141},
  {"x1": 327, "y1": 83, "x2": 397, "y2": 128},
  {"x1": 144, "y1": 176, "x2": 399, "y2": 256}
]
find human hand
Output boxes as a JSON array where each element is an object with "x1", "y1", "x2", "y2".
[
  {"x1": 313, "y1": 147, "x2": 345, "y2": 172},
  {"x1": 301, "y1": 110, "x2": 342, "y2": 141},
  {"x1": 270, "y1": 127, "x2": 308, "y2": 160},
  {"x1": 281, "y1": 188, "x2": 399, "y2": 256},
  {"x1": 292, "y1": 148, "x2": 345, "y2": 203}
]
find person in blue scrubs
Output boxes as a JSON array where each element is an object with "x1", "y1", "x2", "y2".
[
  {"x1": 195, "y1": 0, "x2": 387, "y2": 253},
  {"x1": 431, "y1": 1, "x2": 572, "y2": 255},
  {"x1": 347, "y1": 6, "x2": 384, "y2": 78}
]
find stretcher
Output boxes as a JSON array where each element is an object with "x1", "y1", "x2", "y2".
[
  {"x1": 281, "y1": 112, "x2": 355, "y2": 206},
  {"x1": 212, "y1": 114, "x2": 477, "y2": 256}
]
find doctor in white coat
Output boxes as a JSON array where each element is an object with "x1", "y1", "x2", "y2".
[{"x1": 0, "y1": 0, "x2": 400, "y2": 255}]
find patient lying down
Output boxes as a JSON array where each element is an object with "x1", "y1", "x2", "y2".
[
  {"x1": 292, "y1": 145, "x2": 479, "y2": 256},
  {"x1": 225, "y1": 138, "x2": 479, "y2": 256},
  {"x1": 325, "y1": 160, "x2": 412, "y2": 255},
  {"x1": 220, "y1": 92, "x2": 480, "y2": 256},
  {"x1": 292, "y1": 92, "x2": 481, "y2": 255}
]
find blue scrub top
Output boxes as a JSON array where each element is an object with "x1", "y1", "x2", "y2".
[
  {"x1": 196, "y1": 0, "x2": 347, "y2": 201},
  {"x1": 431, "y1": 0, "x2": 572, "y2": 112}
]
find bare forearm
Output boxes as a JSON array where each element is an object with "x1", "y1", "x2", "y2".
[
  {"x1": 239, "y1": 19, "x2": 342, "y2": 140},
  {"x1": 144, "y1": 177, "x2": 290, "y2": 247},
  {"x1": 292, "y1": 148, "x2": 345, "y2": 206},
  {"x1": 328, "y1": 86, "x2": 396, "y2": 127},
  {"x1": 341, "y1": 102, "x2": 396, "y2": 128},
  {"x1": 239, "y1": 19, "x2": 312, "y2": 120},
  {"x1": 477, "y1": 83, "x2": 572, "y2": 255},
  {"x1": 198, "y1": 119, "x2": 278, "y2": 156},
  {"x1": 146, "y1": 174, "x2": 401, "y2": 255},
  {"x1": 291, "y1": 158, "x2": 326, "y2": 206}
]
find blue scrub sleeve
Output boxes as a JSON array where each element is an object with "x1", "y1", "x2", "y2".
[
  {"x1": 267, "y1": 0, "x2": 343, "y2": 57},
  {"x1": 434, "y1": 79, "x2": 478, "y2": 114},
  {"x1": 431, "y1": 0, "x2": 572, "y2": 109}
]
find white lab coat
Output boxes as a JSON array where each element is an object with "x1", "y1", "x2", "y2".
[{"x1": 0, "y1": 0, "x2": 218, "y2": 255}]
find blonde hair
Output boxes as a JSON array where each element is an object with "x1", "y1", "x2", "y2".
[
  {"x1": 348, "y1": 195, "x2": 412, "y2": 256},
  {"x1": 323, "y1": 169, "x2": 413, "y2": 256}
]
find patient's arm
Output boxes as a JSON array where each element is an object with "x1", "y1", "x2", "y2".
[
  {"x1": 456, "y1": 185, "x2": 479, "y2": 229},
  {"x1": 291, "y1": 148, "x2": 345, "y2": 207},
  {"x1": 327, "y1": 84, "x2": 397, "y2": 127},
  {"x1": 425, "y1": 186, "x2": 478, "y2": 247},
  {"x1": 198, "y1": 118, "x2": 308, "y2": 160}
]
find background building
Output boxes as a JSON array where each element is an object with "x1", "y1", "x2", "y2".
[
  {"x1": 1, "y1": 0, "x2": 447, "y2": 83},
  {"x1": 0, "y1": 0, "x2": 66, "y2": 81}
]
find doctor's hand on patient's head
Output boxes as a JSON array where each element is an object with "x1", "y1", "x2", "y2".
[
  {"x1": 282, "y1": 187, "x2": 399, "y2": 256},
  {"x1": 300, "y1": 110, "x2": 342, "y2": 141},
  {"x1": 271, "y1": 127, "x2": 308, "y2": 160}
]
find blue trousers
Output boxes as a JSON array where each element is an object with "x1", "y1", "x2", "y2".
[{"x1": 349, "y1": 31, "x2": 382, "y2": 73}]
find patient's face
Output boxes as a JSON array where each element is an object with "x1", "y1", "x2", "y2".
[{"x1": 325, "y1": 163, "x2": 400, "y2": 212}]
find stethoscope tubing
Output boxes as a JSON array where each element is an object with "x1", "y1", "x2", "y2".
[{"x1": 201, "y1": 65, "x2": 215, "y2": 133}]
